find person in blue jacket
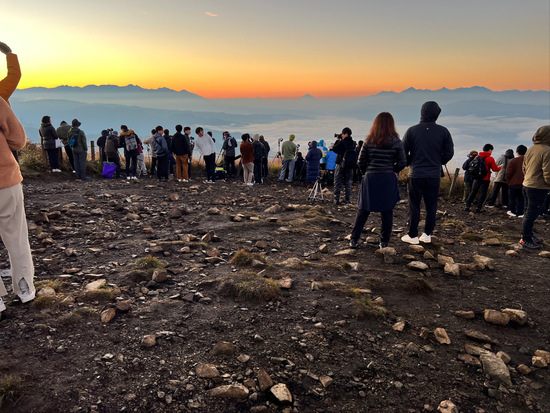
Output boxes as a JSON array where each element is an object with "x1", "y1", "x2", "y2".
[
  {"x1": 325, "y1": 145, "x2": 337, "y2": 186},
  {"x1": 306, "y1": 140, "x2": 322, "y2": 187}
]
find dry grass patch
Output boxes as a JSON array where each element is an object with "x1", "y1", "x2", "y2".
[
  {"x1": 31, "y1": 295, "x2": 59, "y2": 310},
  {"x1": 230, "y1": 250, "x2": 267, "y2": 267},
  {"x1": 0, "y1": 374, "x2": 23, "y2": 409},
  {"x1": 460, "y1": 232, "x2": 484, "y2": 242},
  {"x1": 81, "y1": 288, "x2": 116, "y2": 302},
  {"x1": 125, "y1": 255, "x2": 166, "y2": 282},
  {"x1": 58, "y1": 307, "x2": 98, "y2": 325},
  {"x1": 218, "y1": 271, "x2": 280, "y2": 302},
  {"x1": 34, "y1": 278, "x2": 69, "y2": 292},
  {"x1": 404, "y1": 278, "x2": 435, "y2": 294},
  {"x1": 354, "y1": 295, "x2": 388, "y2": 319}
]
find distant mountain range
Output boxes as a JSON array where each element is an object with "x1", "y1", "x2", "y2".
[{"x1": 10, "y1": 85, "x2": 550, "y2": 161}]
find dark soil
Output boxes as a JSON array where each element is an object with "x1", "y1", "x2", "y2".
[{"x1": 0, "y1": 173, "x2": 548, "y2": 413}]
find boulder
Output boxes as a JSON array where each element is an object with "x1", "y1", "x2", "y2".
[
  {"x1": 208, "y1": 384, "x2": 249, "y2": 399},
  {"x1": 480, "y1": 353, "x2": 512, "y2": 385},
  {"x1": 484, "y1": 309, "x2": 510, "y2": 326}
]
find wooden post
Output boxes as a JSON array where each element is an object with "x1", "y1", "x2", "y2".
[
  {"x1": 449, "y1": 168, "x2": 460, "y2": 196},
  {"x1": 91, "y1": 141, "x2": 95, "y2": 161}
]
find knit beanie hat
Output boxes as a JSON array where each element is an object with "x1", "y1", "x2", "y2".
[{"x1": 289, "y1": 134, "x2": 295, "y2": 141}]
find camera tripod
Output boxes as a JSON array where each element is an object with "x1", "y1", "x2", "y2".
[{"x1": 307, "y1": 177, "x2": 325, "y2": 203}]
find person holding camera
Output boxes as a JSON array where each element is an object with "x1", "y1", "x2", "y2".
[
  {"x1": 332, "y1": 127, "x2": 356, "y2": 205},
  {"x1": 349, "y1": 113, "x2": 406, "y2": 249}
]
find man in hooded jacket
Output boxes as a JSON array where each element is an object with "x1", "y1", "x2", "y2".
[
  {"x1": 401, "y1": 101, "x2": 454, "y2": 245},
  {"x1": 519, "y1": 125, "x2": 550, "y2": 249}
]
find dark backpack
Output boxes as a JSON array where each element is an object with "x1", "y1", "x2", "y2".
[
  {"x1": 468, "y1": 155, "x2": 488, "y2": 180},
  {"x1": 69, "y1": 131, "x2": 79, "y2": 148},
  {"x1": 125, "y1": 133, "x2": 138, "y2": 151}
]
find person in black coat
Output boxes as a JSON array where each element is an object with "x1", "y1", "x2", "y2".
[
  {"x1": 39, "y1": 115, "x2": 61, "y2": 172},
  {"x1": 350, "y1": 112, "x2": 406, "y2": 249},
  {"x1": 97, "y1": 130, "x2": 109, "y2": 163},
  {"x1": 332, "y1": 127, "x2": 355, "y2": 205},
  {"x1": 252, "y1": 134, "x2": 265, "y2": 184}
]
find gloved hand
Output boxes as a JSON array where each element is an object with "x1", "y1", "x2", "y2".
[{"x1": 0, "y1": 42, "x2": 12, "y2": 54}]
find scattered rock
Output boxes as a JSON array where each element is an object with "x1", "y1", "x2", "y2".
[
  {"x1": 534, "y1": 349, "x2": 550, "y2": 364},
  {"x1": 484, "y1": 309, "x2": 510, "y2": 326},
  {"x1": 464, "y1": 343, "x2": 491, "y2": 356},
  {"x1": 464, "y1": 330, "x2": 498, "y2": 344},
  {"x1": 264, "y1": 205, "x2": 282, "y2": 214},
  {"x1": 152, "y1": 269, "x2": 168, "y2": 283},
  {"x1": 392, "y1": 320, "x2": 406, "y2": 332},
  {"x1": 196, "y1": 363, "x2": 220, "y2": 378},
  {"x1": 408, "y1": 261, "x2": 428, "y2": 271},
  {"x1": 270, "y1": 383, "x2": 292, "y2": 404},
  {"x1": 168, "y1": 193, "x2": 179, "y2": 201},
  {"x1": 539, "y1": 251, "x2": 550, "y2": 258},
  {"x1": 318, "y1": 244, "x2": 328, "y2": 253},
  {"x1": 237, "y1": 354, "x2": 250, "y2": 363},
  {"x1": 257, "y1": 368, "x2": 274, "y2": 391},
  {"x1": 437, "y1": 400, "x2": 458, "y2": 413},
  {"x1": 375, "y1": 247, "x2": 397, "y2": 257},
  {"x1": 501, "y1": 308, "x2": 527, "y2": 325},
  {"x1": 100, "y1": 308, "x2": 116, "y2": 323},
  {"x1": 281, "y1": 257, "x2": 303, "y2": 269},
  {"x1": 473, "y1": 254, "x2": 496, "y2": 270},
  {"x1": 409, "y1": 245, "x2": 425, "y2": 254},
  {"x1": 437, "y1": 255, "x2": 454, "y2": 267},
  {"x1": 532, "y1": 356, "x2": 548, "y2": 368},
  {"x1": 434, "y1": 328, "x2": 451, "y2": 344},
  {"x1": 141, "y1": 335, "x2": 156, "y2": 348},
  {"x1": 208, "y1": 384, "x2": 249, "y2": 399},
  {"x1": 455, "y1": 310, "x2": 475, "y2": 319},
  {"x1": 444, "y1": 263, "x2": 461, "y2": 276},
  {"x1": 335, "y1": 249, "x2": 356, "y2": 256},
  {"x1": 496, "y1": 351, "x2": 511, "y2": 364},
  {"x1": 37, "y1": 286, "x2": 56, "y2": 297},
  {"x1": 480, "y1": 353, "x2": 512, "y2": 385},
  {"x1": 482, "y1": 238, "x2": 501, "y2": 246},
  {"x1": 505, "y1": 250, "x2": 519, "y2": 257},
  {"x1": 211, "y1": 341, "x2": 237, "y2": 357},
  {"x1": 517, "y1": 364, "x2": 532, "y2": 375},
  {"x1": 319, "y1": 375, "x2": 334, "y2": 388},
  {"x1": 255, "y1": 240, "x2": 268, "y2": 249},
  {"x1": 116, "y1": 301, "x2": 132, "y2": 313},
  {"x1": 207, "y1": 207, "x2": 221, "y2": 215},
  {"x1": 276, "y1": 278, "x2": 293, "y2": 289},
  {"x1": 458, "y1": 353, "x2": 482, "y2": 366},
  {"x1": 85, "y1": 279, "x2": 106, "y2": 291}
]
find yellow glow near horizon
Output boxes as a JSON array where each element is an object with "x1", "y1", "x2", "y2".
[{"x1": 3, "y1": 0, "x2": 549, "y2": 98}]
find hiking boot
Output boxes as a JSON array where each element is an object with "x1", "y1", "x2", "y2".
[
  {"x1": 533, "y1": 235, "x2": 544, "y2": 244},
  {"x1": 401, "y1": 234, "x2": 419, "y2": 245},
  {"x1": 419, "y1": 233, "x2": 431, "y2": 243},
  {"x1": 349, "y1": 239, "x2": 359, "y2": 249},
  {"x1": 464, "y1": 206, "x2": 471, "y2": 212},
  {"x1": 519, "y1": 239, "x2": 542, "y2": 250}
]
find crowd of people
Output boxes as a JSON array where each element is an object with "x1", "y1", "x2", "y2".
[{"x1": 1, "y1": 40, "x2": 550, "y2": 319}]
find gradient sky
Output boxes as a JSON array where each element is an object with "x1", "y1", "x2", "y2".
[{"x1": 2, "y1": 0, "x2": 549, "y2": 98}]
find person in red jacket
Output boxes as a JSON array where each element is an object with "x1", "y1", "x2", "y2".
[
  {"x1": 465, "y1": 143, "x2": 501, "y2": 213},
  {"x1": 505, "y1": 145, "x2": 527, "y2": 217},
  {"x1": 239, "y1": 134, "x2": 254, "y2": 185}
]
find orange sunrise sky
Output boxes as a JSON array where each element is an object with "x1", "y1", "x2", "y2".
[{"x1": 2, "y1": 0, "x2": 549, "y2": 98}]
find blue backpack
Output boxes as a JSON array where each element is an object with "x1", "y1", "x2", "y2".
[{"x1": 69, "y1": 131, "x2": 79, "y2": 148}]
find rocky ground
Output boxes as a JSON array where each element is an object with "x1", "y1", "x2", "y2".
[{"x1": 0, "y1": 173, "x2": 549, "y2": 413}]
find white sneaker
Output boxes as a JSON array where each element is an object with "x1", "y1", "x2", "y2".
[
  {"x1": 127, "y1": 177, "x2": 131, "y2": 180},
  {"x1": 0, "y1": 297, "x2": 5, "y2": 312},
  {"x1": 518, "y1": 215, "x2": 524, "y2": 218},
  {"x1": 507, "y1": 211, "x2": 517, "y2": 217},
  {"x1": 53, "y1": 169, "x2": 62, "y2": 173},
  {"x1": 401, "y1": 234, "x2": 420, "y2": 245},
  {"x1": 419, "y1": 233, "x2": 431, "y2": 243},
  {"x1": 177, "y1": 179, "x2": 182, "y2": 182},
  {"x1": 18, "y1": 279, "x2": 34, "y2": 303},
  {"x1": 182, "y1": 179, "x2": 188, "y2": 183}
]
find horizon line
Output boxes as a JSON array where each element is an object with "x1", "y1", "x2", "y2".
[{"x1": 16, "y1": 84, "x2": 550, "y2": 100}]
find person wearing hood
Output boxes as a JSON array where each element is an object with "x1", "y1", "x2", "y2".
[
  {"x1": 68, "y1": 119, "x2": 89, "y2": 180},
  {"x1": 252, "y1": 134, "x2": 265, "y2": 184},
  {"x1": 325, "y1": 144, "x2": 337, "y2": 186},
  {"x1": 120, "y1": 125, "x2": 139, "y2": 180},
  {"x1": 57, "y1": 121, "x2": 74, "y2": 172},
  {"x1": 97, "y1": 130, "x2": 109, "y2": 163},
  {"x1": 222, "y1": 131, "x2": 238, "y2": 178},
  {"x1": 462, "y1": 150, "x2": 478, "y2": 202},
  {"x1": 39, "y1": 115, "x2": 61, "y2": 172},
  {"x1": 278, "y1": 134, "x2": 297, "y2": 183},
  {"x1": 487, "y1": 149, "x2": 514, "y2": 208},
  {"x1": 401, "y1": 101, "x2": 454, "y2": 245},
  {"x1": 0, "y1": 97, "x2": 36, "y2": 316},
  {"x1": 305, "y1": 140, "x2": 322, "y2": 187},
  {"x1": 105, "y1": 130, "x2": 122, "y2": 178},
  {"x1": 465, "y1": 143, "x2": 501, "y2": 213},
  {"x1": 519, "y1": 125, "x2": 550, "y2": 249}
]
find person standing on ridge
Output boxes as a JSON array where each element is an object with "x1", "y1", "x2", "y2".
[
  {"x1": 57, "y1": 121, "x2": 75, "y2": 172},
  {"x1": 401, "y1": 101, "x2": 454, "y2": 245},
  {"x1": 240, "y1": 134, "x2": 254, "y2": 185},
  {"x1": 278, "y1": 134, "x2": 297, "y2": 183},
  {"x1": 172, "y1": 124, "x2": 190, "y2": 182},
  {"x1": 68, "y1": 119, "x2": 90, "y2": 180},
  {"x1": 505, "y1": 145, "x2": 527, "y2": 218},
  {"x1": 260, "y1": 135, "x2": 270, "y2": 179},
  {"x1": 0, "y1": 97, "x2": 36, "y2": 317},
  {"x1": 194, "y1": 127, "x2": 216, "y2": 183},
  {"x1": 120, "y1": 125, "x2": 139, "y2": 180},
  {"x1": 222, "y1": 131, "x2": 237, "y2": 178},
  {"x1": 519, "y1": 125, "x2": 550, "y2": 250},
  {"x1": 464, "y1": 143, "x2": 501, "y2": 213},
  {"x1": 332, "y1": 127, "x2": 356, "y2": 205},
  {"x1": 461, "y1": 150, "x2": 478, "y2": 202},
  {"x1": 39, "y1": 115, "x2": 61, "y2": 173},
  {"x1": 252, "y1": 134, "x2": 265, "y2": 184}
]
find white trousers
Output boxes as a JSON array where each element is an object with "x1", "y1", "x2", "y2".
[{"x1": 0, "y1": 184, "x2": 35, "y2": 301}]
